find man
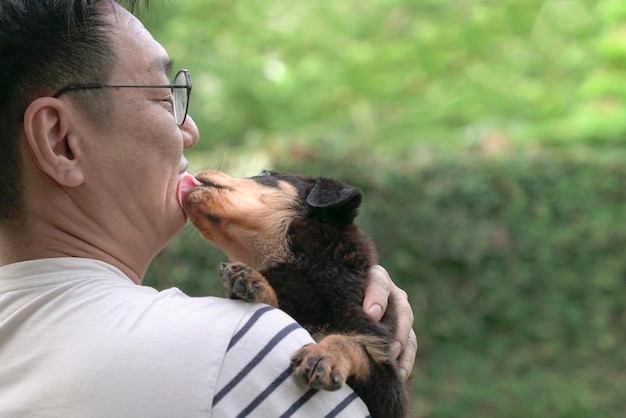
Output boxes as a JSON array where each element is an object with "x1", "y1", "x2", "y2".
[{"x1": 0, "y1": 1, "x2": 416, "y2": 416}]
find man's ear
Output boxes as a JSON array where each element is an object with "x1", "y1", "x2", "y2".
[{"x1": 22, "y1": 97, "x2": 85, "y2": 187}]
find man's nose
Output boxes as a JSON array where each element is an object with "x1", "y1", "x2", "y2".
[{"x1": 181, "y1": 115, "x2": 199, "y2": 149}]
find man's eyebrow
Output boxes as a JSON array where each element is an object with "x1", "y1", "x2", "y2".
[
  {"x1": 164, "y1": 59, "x2": 174, "y2": 77},
  {"x1": 153, "y1": 58, "x2": 174, "y2": 78}
]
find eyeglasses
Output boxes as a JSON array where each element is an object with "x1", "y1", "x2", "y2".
[{"x1": 52, "y1": 69, "x2": 192, "y2": 126}]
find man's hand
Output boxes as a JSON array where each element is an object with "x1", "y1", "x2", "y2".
[{"x1": 363, "y1": 265, "x2": 417, "y2": 381}]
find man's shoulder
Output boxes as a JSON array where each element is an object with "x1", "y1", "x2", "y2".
[{"x1": 154, "y1": 292, "x2": 315, "y2": 358}]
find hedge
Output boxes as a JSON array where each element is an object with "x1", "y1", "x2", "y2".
[{"x1": 145, "y1": 150, "x2": 626, "y2": 417}]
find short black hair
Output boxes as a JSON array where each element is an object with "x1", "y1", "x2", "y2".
[{"x1": 0, "y1": 0, "x2": 147, "y2": 223}]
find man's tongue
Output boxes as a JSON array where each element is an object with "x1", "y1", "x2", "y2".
[{"x1": 177, "y1": 173, "x2": 202, "y2": 208}]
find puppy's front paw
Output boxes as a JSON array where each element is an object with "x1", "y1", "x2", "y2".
[
  {"x1": 218, "y1": 262, "x2": 278, "y2": 306},
  {"x1": 218, "y1": 262, "x2": 259, "y2": 302},
  {"x1": 290, "y1": 344, "x2": 347, "y2": 391}
]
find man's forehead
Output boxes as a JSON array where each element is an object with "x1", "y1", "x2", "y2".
[
  {"x1": 107, "y1": 3, "x2": 147, "y2": 35},
  {"x1": 104, "y1": 4, "x2": 172, "y2": 78}
]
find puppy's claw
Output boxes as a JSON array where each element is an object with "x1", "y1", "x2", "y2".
[{"x1": 232, "y1": 277, "x2": 250, "y2": 296}]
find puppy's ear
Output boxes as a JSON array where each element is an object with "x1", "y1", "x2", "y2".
[{"x1": 306, "y1": 178, "x2": 362, "y2": 224}]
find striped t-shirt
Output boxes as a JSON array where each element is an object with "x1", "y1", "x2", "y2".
[{"x1": 0, "y1": 257, "x2": 370, "y2": 417}]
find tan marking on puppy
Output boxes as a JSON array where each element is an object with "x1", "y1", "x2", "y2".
[
  {"x1": 184, "y1": 170, "x2": 298, "y2": 271},
  {"x1": 349, "y1": 334, "x2": 395, "y2": 364}
]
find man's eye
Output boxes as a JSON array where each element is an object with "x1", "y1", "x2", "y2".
[{"x1": 162, "y1": 97, "x2": 174, "y2": 112}]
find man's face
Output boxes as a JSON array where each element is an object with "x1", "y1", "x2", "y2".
[{"x1": 74, "y1": 4, "x2": 199, "y2": 256}]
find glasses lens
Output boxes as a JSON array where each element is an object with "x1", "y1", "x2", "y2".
[{"x1": 173, "y1": 71, "x2": 189, "y2": 125}]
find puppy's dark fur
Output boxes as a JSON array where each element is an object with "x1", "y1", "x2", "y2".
[{"x1": 183, "y1": 169, "x2": 409, "y2": 418}]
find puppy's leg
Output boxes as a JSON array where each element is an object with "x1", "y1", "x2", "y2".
[
  {"x1": 218, "y1": 262, "x2": 278, "y2": 307},
  {"x1": 290, "y1": 334, "x2": 373, "y2": 391}
]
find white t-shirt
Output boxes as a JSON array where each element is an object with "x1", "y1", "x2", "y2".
[{"x1": 0, "y1": 257, "x2": 370, "y2": 417}]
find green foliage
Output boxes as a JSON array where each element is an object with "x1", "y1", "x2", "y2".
[
  {"x1": 143, "y1": 0, "x2": 608, "y2": 156},
  {"x1": 545, "y1": 0, "x2": 626, "y2": 144}
]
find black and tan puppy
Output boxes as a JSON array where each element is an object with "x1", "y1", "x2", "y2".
[{"x1": 182, "y1": 169, "x2": 409, "y2": 418}]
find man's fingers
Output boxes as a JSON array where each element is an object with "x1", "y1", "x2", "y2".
[
  {"x1": 388, "y1": 283, "x2": 416, "y2": 380},
  {"x1": 391, "y1": 285, "x2": 414, "y2": 353},
  {"x1": 397, "y1": 329, "x2": 417, "y2": 381},
  {"x1": 363, "y1": 265, "x2": 391, "y2": 322}
]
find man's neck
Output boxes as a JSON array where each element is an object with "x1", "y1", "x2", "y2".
[{"x1": 0, "y1": 220, "x2": 145, "y2": 284}]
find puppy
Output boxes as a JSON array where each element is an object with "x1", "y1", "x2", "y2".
[{"x1": 181, "y1": 169, "x2": 409, "y2": 418}]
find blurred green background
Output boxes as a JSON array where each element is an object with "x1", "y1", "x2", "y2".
[{"x1": 142, "y1": 1, "x2": 626, "y2": 416}]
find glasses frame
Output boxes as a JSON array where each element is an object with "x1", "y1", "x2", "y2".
[{"x1": 52, "y1": 69, "x2": 192, "y2": 126}]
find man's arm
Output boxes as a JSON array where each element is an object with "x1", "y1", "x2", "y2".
[{"x1": 211, "y1": 304, "x2": 371, "y2": 417}]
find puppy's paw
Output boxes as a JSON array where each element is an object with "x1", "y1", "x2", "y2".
[
  {"x1": 218, "y1": 262, "x2": 261, "y2": 302},
  {"x1": 290, "y1": 344, "x2": 347, "y2": 391},
  {"x1": 218, "y1": 262, "x2": 278, "y2": 306},
  {"x1": 291, "y1": 335, "x2": 372, "y2": 391}
]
